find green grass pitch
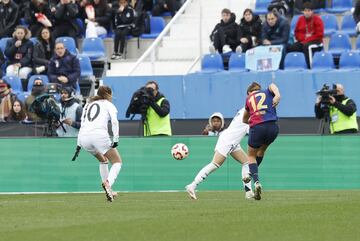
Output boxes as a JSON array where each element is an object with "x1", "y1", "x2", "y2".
[{"x1": 0, "y1": 190, "x2": 359, "y2": 241}]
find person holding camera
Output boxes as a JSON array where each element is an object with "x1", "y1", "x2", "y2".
[
  {"x1": 142, "y1": 80, "x2": 172, "y2": 136},
  {"x1": 56, "y1": 86, "x2": 83, "y2": 137},
  {"x1": 315, "y1": 84, "x2": 358, "y2": 134}
]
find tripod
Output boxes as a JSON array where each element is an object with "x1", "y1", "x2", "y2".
[{"x1": 318, "y1": 108, "x2": 330, "y2": 135}]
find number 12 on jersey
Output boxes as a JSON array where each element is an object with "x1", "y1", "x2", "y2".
[{"x1": 248, "y1": 93, "x2": 268, "y2": 111}]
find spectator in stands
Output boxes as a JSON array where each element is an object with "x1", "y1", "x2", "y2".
[
  {"x1": 25, "y1": 77, "x2": 46, "y2": 122},
  {"x1": 238, "y1": 9, "x2": 262, "y2": 53},
  {"x1": 152, "y1": 0, "x2": 181, "y2": 17},
  {"x1": 81, "y1": 0, "x2": 112, "y2": 38},
  {"x1": 111, "y1": 0, "x2": 135, "y2": 60},
  {"x1": 0, "y1": 0, "x2": 19, "y2": 38},
  {"x1": 353, "y1": 0, "x2": 360, "y2": 33},
  {"x1": 48, "y1": 42, "x2": 80, "y2": 90},
  {"x1": 56, "y1": 86, "x2": 82, "y2": 137},
  {"x1": 24, "y1": 0, "x2": 54, "y2": 37},
  {"x1": 52, "y1": 0, "x2": 79, "y2": 41},
  {"x1": 33, "y1": 27, "x2": 55, "y2": 74},
  {"x1": 315, "y1": 84, "x2": 358, "y2": 134},
  {"x1": 287, "y1": 2, "x2": 323, "y2": 68},
  {"x1": 268, "y1": 0, "x2": 294, "y2": 17},
  {"x1": 261, "y1": 11, "x2": 290, "y2": 46},
  {"x1": 210, "y1": 8, "x2": 239, "y2": 54},
  {"x1": 4, "y1": 26, "x2": 33, "y2": 90},
  {"x1": 13, "y1": 0, "x2": 28, "y2": 18},
  {"x1": 294, "y1": 0, "x2": 325, "y2": 15},
  {"x1": 7, "y1": 99, "x2": 27, "y2": 122},
  {"x1": 202, "y1": 112, "x2": 225, "y2": 136},
  {"x1": 0, "y1": 51, "x2": 4, "y2": 78},
  {"x1": 143, "y1": 80, "x2": 172, "y2": 136},
  {"x1": 0, "y1": 79, "x2": 17, "y2": 122},
  {"x1": 129, "y1": 0, "x2": 150, "y2": 37}
]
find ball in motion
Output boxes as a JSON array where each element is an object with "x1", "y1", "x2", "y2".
[{"x1": 171, "y1": 143, "x2": 189, "y2": 160}]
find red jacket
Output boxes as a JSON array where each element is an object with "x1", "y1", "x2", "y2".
[{"x1": 295, "y1": 15, "x2": 324, "y2": 44}]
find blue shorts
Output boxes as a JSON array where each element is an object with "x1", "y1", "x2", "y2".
[{"x1": 248, "y1": 121, "x2": 279, "y2": 149}]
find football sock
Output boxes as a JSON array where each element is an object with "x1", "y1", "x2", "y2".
[
  {"x1": 99, "y1": 162, "x2": 109, "y2": 182},
  {"x1": 242, "y1": 163, "x2": 252, "y2": 192},
  {"x1": 107, "y1": 163, "x2": 122, "y2": 187},
  {"x1": 193, "y1": 162, "x2": 219, "y2": 186},
  {"x1": 256, "y1": 156, "x2": 263, "y2": 166},
  {"x1": 249, "y1": 163, "x2": 259, "y2": 183}
]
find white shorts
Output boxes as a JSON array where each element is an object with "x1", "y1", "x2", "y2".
[
  {"x1": 78, "y1": 134, "x2": 112, "y2": 155},
  {"x1": 214, "y1": 126, "x2": 247, "y2": 157}
]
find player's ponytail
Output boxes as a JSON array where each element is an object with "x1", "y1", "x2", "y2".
[{"x1": 90, "y1": 85, "x2": 112, "y2": 102}]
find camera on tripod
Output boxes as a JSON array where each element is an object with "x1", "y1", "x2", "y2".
[
  {"x1": 316, "y1": 84, "x2": 337, "y2": 108},
  {"x1": 125, "y1": 86, "x2": 154, "y2": 120}
]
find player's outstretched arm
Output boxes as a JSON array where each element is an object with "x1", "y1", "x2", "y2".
[{"x1": 269, "y1": 83, "x2": 281, "y2": 107}]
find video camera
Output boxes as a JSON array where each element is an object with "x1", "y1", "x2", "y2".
[
  {"x1": 316, "y1": 84, "x2": 337, "y2": 106},
  {"x1": 125, "y1": 86, "x2": 155, "y2": 120},
  {"x1": 29, "y1": 83, "x2": 65, "y2": 136}
]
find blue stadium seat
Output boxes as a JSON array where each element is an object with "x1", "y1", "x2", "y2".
[
  {"x1": 321, "y1": 14, "x2": 338, "y2": 36},
  {"x1": 284, "y1": 52, "x2": 307, "y2": 71},
  {"x1": 56, "y1": 37, "x2": 78, "y2": 56},
  {"x1": 81, "y1": 37, "x2": 105, "y2": 60},
  {"x1": 254, "y1": 0, "x2": 272, "y2": 15},
  {"x1": 328, "y1": 32, "x2": 352, "y2": 55},
  {"x1": 27, "y1": 75, "x2": 49, "y2": 92},
  {"x1": 312, "y1": 52, "x2": 335, "y2": 70},
  {"x1": 141, "y1": 17, "x2": 165, "y2": 39},
  {"x1": 2, "y1": 76, "x2": 23, "y2": 93},
  {"x1": 228, "y1": 53, "x2": 246, "y2": 72},
  {"x1": 16, "y1": 92, "x2": 30, "y2": 103},
  {"x1": 340, "y1": 15, "x2": 357, "y2": 37},
  {"x1": 290, "y1": 15, "x2": 301, "y2": 36},
  {"x1": 78, "y1": 54, "x2": 94, "y2": 77},
  {"x1": 0, "y1": 37, "x2": 11, "y2": 54},
  {"x1": 30, "y1": 37, "x2": 39, "y2": 45},
  {"x1": 339, "y1": 52, "x2": 360, "y2": 69},
  {"x1": 326, "y1": 0, "x2": 353, "y2": 13},
  {"x1": 201, "y1": 53, "x2": 223, "y2": 73}
]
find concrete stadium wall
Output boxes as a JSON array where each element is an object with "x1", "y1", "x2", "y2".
[
  {"x1": 104, "y1": 71, "x2": 360, "y2": 120},
  {"x1": 1, "y1": 136, "x2": 359, "y2": 193}
]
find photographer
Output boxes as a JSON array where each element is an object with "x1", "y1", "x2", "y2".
[
  {"x1": 143, "y1": 80, "x2": 172, "y2": 136},
  {"x1": 315, "y1": 84, "x2": 358, "y2": 134},
  {"x1": 56, "y1": 86, "x2": 83, "y2": 137}
]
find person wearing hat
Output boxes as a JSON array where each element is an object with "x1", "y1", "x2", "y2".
[
  {"x1": 0, "y1": 78, "x2": 17, "y2": 122},
  {"x1": 286, "y1": 2, "x2": 324, "y2": 68},
  {"x1": 25, "y1": 78, "x2": 46, "y2": 122},
  {"x1": 56, "y1": 86, "x2": 83, "y2": 137}
]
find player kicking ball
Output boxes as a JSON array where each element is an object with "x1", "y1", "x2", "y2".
[
  {"x1": 76, "y1": 86, "x2": 123, "y2": 202},
  {"x1": 243, "y1": 82, "x2": 280, "y2": 200},
  {"x1": 185, "y1": 108, "x2": 254, "y2": 200}
]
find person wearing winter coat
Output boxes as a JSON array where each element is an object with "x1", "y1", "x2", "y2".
[
  {"x1": 52, "y1": 0, "x2": 79, "y2": 41},
  {"x1": 32, "y1": 27, "x2": 55, "y2": 74},
  {"x1": 238, "y1": 8, "x2": 262, "y2": 53},
  {"x1": 202, "y1": 112, "x2": 225, "y2": 136},
  {"x1": 0, "y1": 0, "x2": 19, "y2": 38}
]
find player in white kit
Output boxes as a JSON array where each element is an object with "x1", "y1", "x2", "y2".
[
  {"x1": 185, "y1": 108, "x2": 253, "y2": 200},
  {"x1": 77, "y1": 86, "x2": 122, "y2": 202}
]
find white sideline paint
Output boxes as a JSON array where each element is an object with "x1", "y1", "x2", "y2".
[{"x1": 107, "y1": 0, "x2": 254, "y2": 76}]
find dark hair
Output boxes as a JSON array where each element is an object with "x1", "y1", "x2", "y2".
[
  {"x1": 37, "y1": 27, "x2": 53, "y2": 41},
  {"x1": 243, "y1": 8, "x2": 253, "y2": 16},
  {"x1": 145, "y1": 80, "x2": 159, "y2": 90},
  {"x1": 91, "y1": 85, "x2": 112, "y2": 102},
  {"x1": 9, "y1": 99, "x2": 27, "y2": 121},
  {"x1": 221, "y1": 8, "x2": 231, "y2": 15},
  {"x1": 303, "y1": 2, "x2": 313, "y2": 10},
  {"x1": 247, "y1": 82, "x2": 261, "y2": 94}
]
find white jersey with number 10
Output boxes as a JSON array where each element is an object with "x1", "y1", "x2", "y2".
[{"x1": 79, "y1": 99, "x2": 119, "y2": 143}]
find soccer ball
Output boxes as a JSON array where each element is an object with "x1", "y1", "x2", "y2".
[{"x1": 171, "y1": 143, "x2": 189, "y2": 160}]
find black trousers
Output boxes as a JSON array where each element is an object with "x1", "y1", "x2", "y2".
[
  {"x1": 287, "y1": 40, "x2": 323, "y2": 68},
  {"x1": 213, "y1": 28, "x2": 238, "y2": 53},
  {"x1": 52, "y1": 24, "x2": 78, "y2": 45},
  {"x1": 114, "y1": 28, "x2": 130, "y2": 54},
  {"x1": 152, "y1": 0, "x2": 181, "y2": 16}
]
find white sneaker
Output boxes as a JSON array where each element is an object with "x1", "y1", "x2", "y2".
[
  {"x1": 242, "y1": 173, "x2": 251, "y2": 183},
  {"x1": 245, "y1": 190, "x2": 254, "y2": 200},
  {"x1": 101, "y1": 181, "x2": 114, "y2": 202},
  {"x1": 185, "y1": 184, "x2": 197, "y2": 200},
  {"x1": 222, "y1": 45, "x2": 232, "y2": 53},
  {"x1": 235, "y1": 45, "x2": 243, "y2": 53},
  {"x1": 209, "y1": 45, "x2": 216, "y2": 54},
  {"x1": 254, "y1": 181, "x2": 262, "y2": 200}
]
